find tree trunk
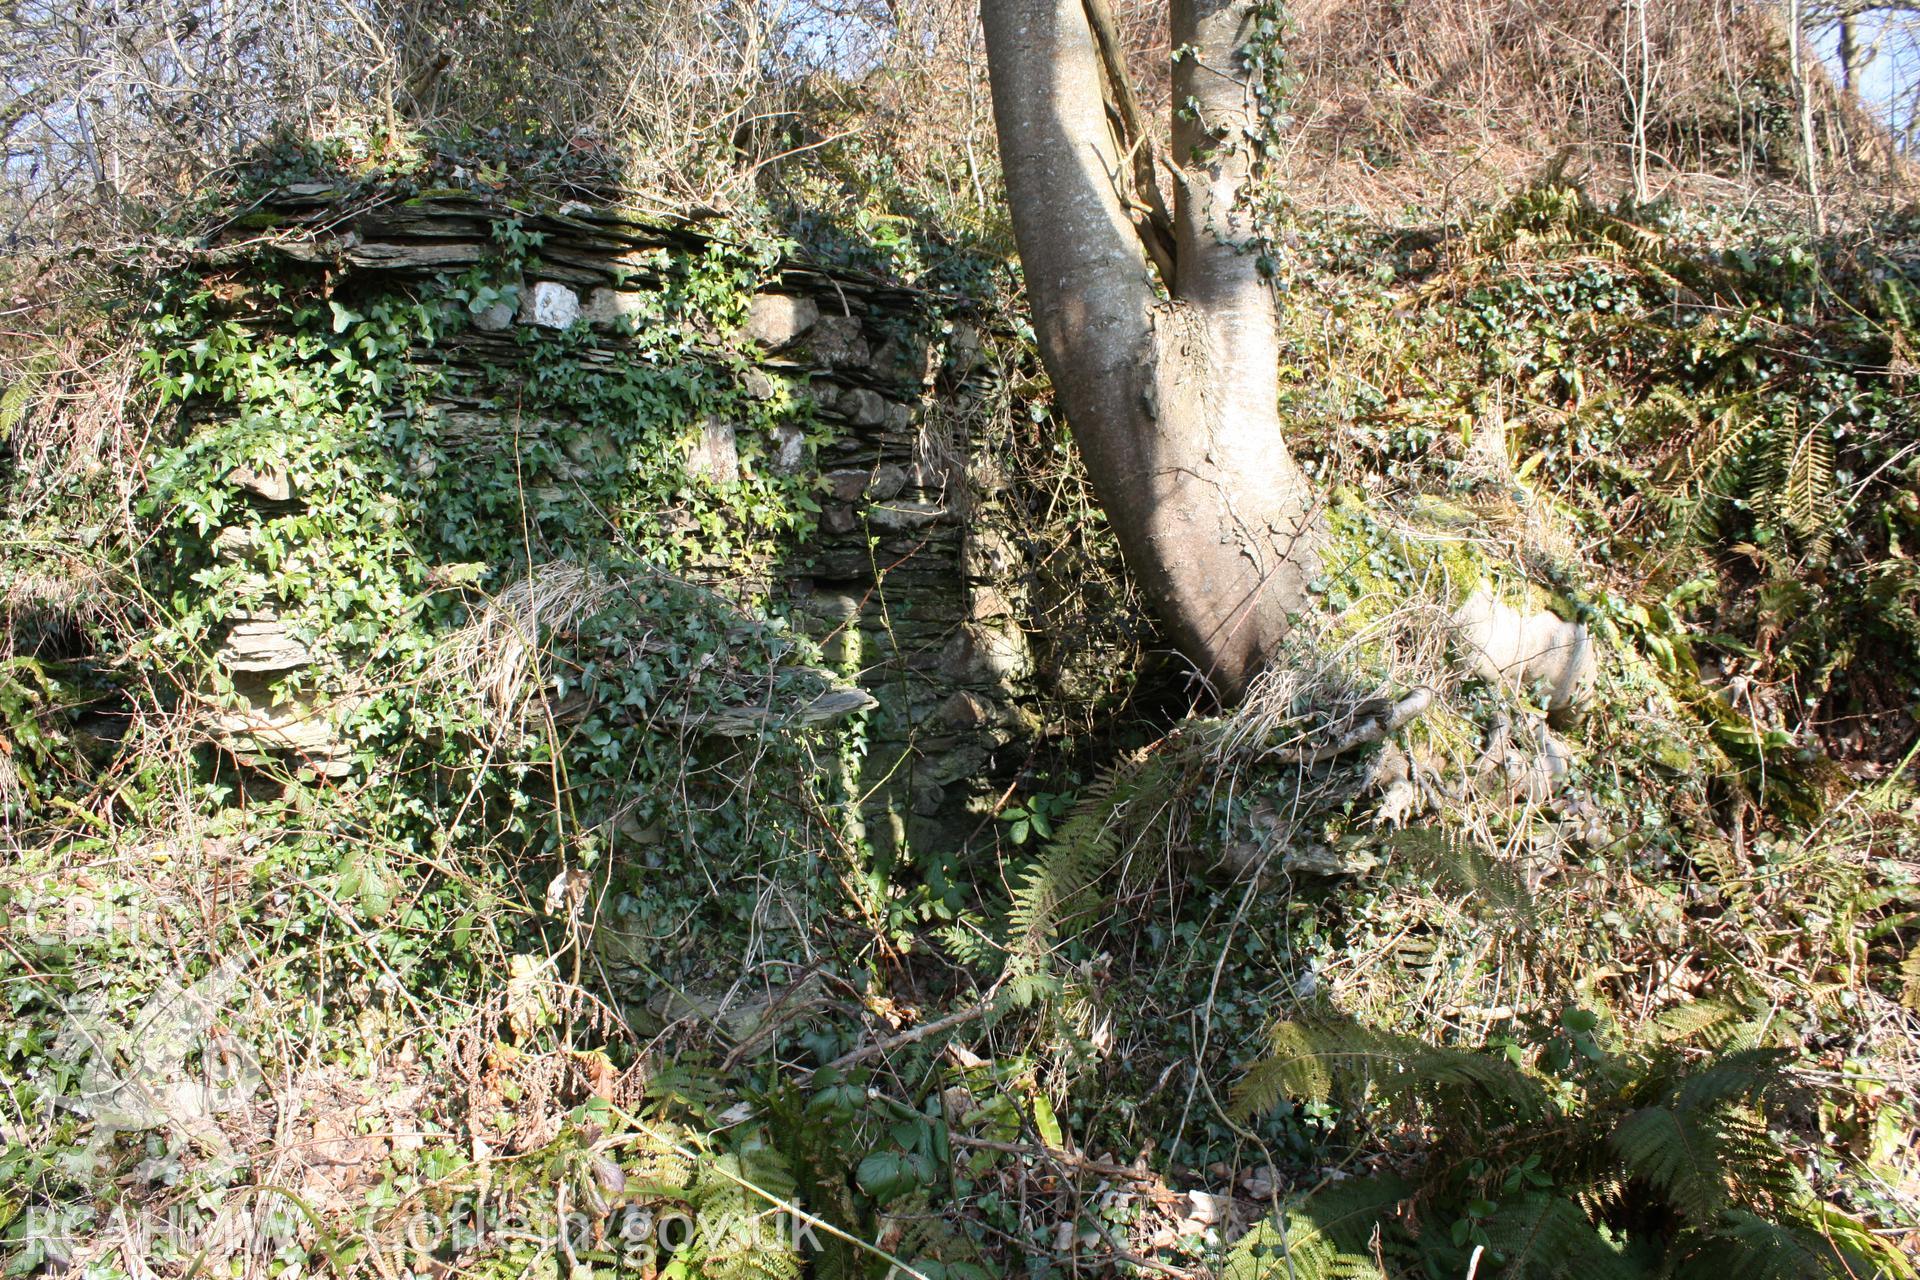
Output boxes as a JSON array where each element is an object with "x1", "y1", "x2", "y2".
[{"x1": 982, "y1": 0, "x2": 1324, "y2": 703}]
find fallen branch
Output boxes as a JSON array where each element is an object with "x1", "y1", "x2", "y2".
[
  {"x1": 1264, "y1": 686, "x2": 1434, "y2": 765},
  {"x1": 948, "y1": 1135, "x2": 1165, "y2": 1185},
  {"x1": 811, "y1": 999, "x2": 997, "y2": 1077}
]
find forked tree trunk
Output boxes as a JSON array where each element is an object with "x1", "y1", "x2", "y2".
[{"x1": 981, "y1": 0, "x2": 1324, "y2": 702}]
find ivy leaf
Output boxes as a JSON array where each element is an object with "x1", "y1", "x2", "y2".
[
  {"x1": 329, "y1": 301, "x2": 363, "y2": 334},
  {"x1": 1031, "y1": 1094, "x2": 1064, "y2": 1149},
  {"x1": 856, "y1": 1149, "x2": 928, "y2": 1203}
]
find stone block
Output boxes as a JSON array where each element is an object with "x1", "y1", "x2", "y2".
[
  {"x1": 935, "y1": 691, "x2": 993, "y2": 728},
  {"x1": 824, "y1": 470, "x2": 870, "y2": 503},
  {"x1": 228, "y1": 463, "x2": 291, "y2": 502},
  {"x1": 962, "y1": 527, "x2": 1017, "y2": 579},
  {"x1": 938, "y1": 621, "x2": 1031, "y2": 684},
  {"x1": 969, "y1": 585, "x2": 1016, "y2": 621},
  {"x1": 745, "y1": 294, "x2": 819, "y2": 348},
  {"x1": 210, "y1": 679, "x2": 350, "y2": 776},
  {"x1": 910, "y1": 774, "x2": 946, "y2": 817},
  {"x1": 947, "y1": 323, "x2": 986, "y2": 376},
  {"x1": 216, "y1": 619, "x2": 312, "y2": 672},
  {"x1": 871, "y1": 335, "x2": 933, "y2": 385},
  {"x1": 1451, "y1": 588, "x2": 1596, "y2": 712},
  {"x1": 770, "y1": 424, "x2": 807, "y2": 473},
  {"x1": 473, "y1": 299, "x2": 516, "y2": 331},
  {"x1": 584, "y1": 287, "x2": 646, "y2": 329},
  {"x1": 685, "y1": 418, "x2": 739, "y2": 484},
  {"x1": 865, "y1": 463, "x2": 909, "y2": 501},
  {"x1": 212, "y1": 525, "x2": 262, "y2": 563},
  {"x1": 809, "y1": 314, "x2": 870, "y2": 367},
  {"x1": 519, "y1": 281, "x2": 581, "y2": 329},
  {"x1": 867, "y1": 500, "x2": 945, "y2": 532},
  {"x1": 834, "y1": 386, "x2": 888, "y2": 426}
]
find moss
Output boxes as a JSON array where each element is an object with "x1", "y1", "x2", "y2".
[{"x1": 1323, "y1": 487, "x2": 1494, "y2": 634}]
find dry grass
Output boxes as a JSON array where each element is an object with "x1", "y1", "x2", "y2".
[{"x1": 437, "y1": 560, "x2": 640, "y2": 723}]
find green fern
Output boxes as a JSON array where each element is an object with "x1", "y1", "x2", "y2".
[
  {"x1": 1004, "y1": 784, "x2": 1124, "y2": 963},
  {"x1": 1610, "y1": 1103, "x2": 1734, "y2": 1221},
  {"x1": 1479, "y1": 1194, "x2": 1637, "y2": 1280},
  {"x1": 1646, "y1": 998, "x2": 1758, "y2": 1050},
  {"x1": 1222, "y1": 1175, "x2": 1410, "y2": 1280},
  {"x1": 1769, "y1": 407, "x2": 1838, "y2": 557},
  {"x1": 1231, "y1": 1019, "x2": 1551, "y2": 1123},
  {"x1": 1230, "y1": 1008, "x2": 1877, "y2": 1279},
  {"x1": 683, "y1": 1149, "x2": 804, "y2": 1280},
  {"x1": 1383, "y1": 825, "x2": 1536, "y2": 925},
  {"x1": 1003, "y1": 747, "x2": 1183, "y2": 971},
  {"x1": 1664, "y1": 1047, "x2": 1796, "y2": 1111},
  {"x1": 1644, "y1": 389, "x2": 1766, "y2": 552},
  {"x1": 1639, "y1": 388, "x2": 1841, "y2": 565},
  {"x1": 1688, "y1": 1209, "x2": 1885, "y2": 1280}
]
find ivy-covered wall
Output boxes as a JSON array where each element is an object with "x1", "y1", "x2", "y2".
[{"x1": 149, "y1": 183, "x2": 1066, "y2": 951}]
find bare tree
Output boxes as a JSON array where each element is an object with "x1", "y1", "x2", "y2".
[
  {"x1": 980, "y1": 0, "x2": 1324, "y2": 701},
  {"x1": 1802, "y1": 2, "x2": 1920, "y2": 151}
]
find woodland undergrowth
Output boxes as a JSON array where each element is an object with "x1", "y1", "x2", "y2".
[{"x1": 0, "y1": 130, "x2": 1917, "y2": 1280}]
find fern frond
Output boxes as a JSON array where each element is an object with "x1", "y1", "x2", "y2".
[
  {"x1": 686, "y1": 1149, "x2": 804, "y2": 1280},
  {"x1": 1647, "y1": 999, "x2": 1761, "y2": 1052},
  {"x1": 1478, "y1": 1194, "x2": 1636, "y2": 1280},
  {"x1": 1685, "y1": 1209, "x2": 1866, "y2": 1280},
  {"x1": 1650, "y1": 393, "x2": 1753, "y2": 497},
  {"x1": 1712, "y1": 1110, "x2": 1803, "y2": 1213},
  {"x1": 1788, "y1": 1200, "x2": 1920, "y2": 1280},
  {"x1": 1004, "y1": 749, "x2": 1183, "y2": 971},
  {"x1": 934, "y1": 918, "x2": 994, "y2": 969},
  {"x1": 1383, "y1": 826, "x2": 1535, "y2": 924},
  {"x1": 1232, "y1": 1020, "x2": 1550, "y2": 1122},
  {"x1": 1004, "y1": 764, "x2": 1128, "y2": 962},
  {"x1": 1609, "y1": 1104, "x2": 1730, "y2": 1222},
  {"x1": 1668, "y1": 1048, "x2": 1796, "y2": 1113},
  {"x1": 1641, "y1": 391, "x2": 1768, "y2": 554},
  {"x1": 1223, "y1": 1176, "x2": 1410, "y2": 1280},
  {"x1": 1768, "y1": 409, "x2": 1837, "y2": 557},
  {"x1": 1233, "y1": 1055, "x2": 1305, "y2": 1124}
]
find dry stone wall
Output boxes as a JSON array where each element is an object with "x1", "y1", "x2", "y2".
[{"x1": 201, "y1": 186, "x2": 1061, "y2": 856}]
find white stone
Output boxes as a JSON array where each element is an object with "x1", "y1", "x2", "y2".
[
  {"x1": 867, "y1": 500, "x2": 944, "y2": 532},
  {"x1": 685, "y1": 418, "x2": 738, "y2": 484},
  {"x1": 937, "y1": 621, "x2": 1030, "y2": 683},
  {"x1": 771, "y1": 424, "x2": 806, "y2": 472},
  {"x1": 229, "y1": 463, "x2": 291, "y2": 502},
  {"x1": 962, "y1": 528, "x2": 1016, "y2": 580},
  {"x1": 1452, "y1": 588, "x2": 1596, "y2": 711},
  {"x1": 521, "y1": 281, "x2": 580, "y2": 330}
]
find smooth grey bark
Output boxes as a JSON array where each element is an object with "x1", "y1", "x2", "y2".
[{"x1": 982, "y1": 0, "x2": 1323, "y2": 703}]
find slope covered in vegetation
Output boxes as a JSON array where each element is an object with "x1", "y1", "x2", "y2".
[{"x1": 1, "y1": 3, "x2": 1918, "y2": 1278}]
